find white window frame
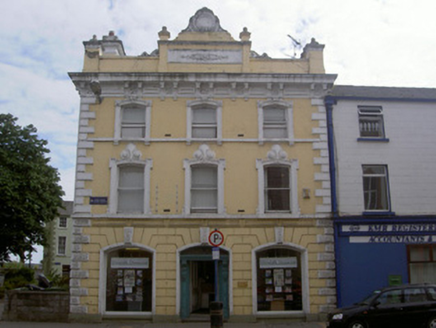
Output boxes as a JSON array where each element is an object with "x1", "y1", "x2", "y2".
[
  {"x1": 109, "y1": 144, "x2": 153, "y2": 215},
  {"x1": 358, "y1": 106, "x2": 385, "y2": 138},
  {"x1": 183, "y1": 145, "x2": 225, "y2": 215},
  {"x1": 362, "y1": 164, "x2": 390, "y2": 212},
  {"x1": 256, "y1": 146, "x2": 298, "y2": 215},
  {"x1": 57, "y1": 236, "x2": 67, "y2": 255},
  {"x1": 187, "y1": 100, "x2": 222, "y2": 145},
  {"x1": 258, "y1": 100, "x2": 294, "y2": 145},
  {"x1": 114, "y1": 100, "x2": 151, "y2": 145}
]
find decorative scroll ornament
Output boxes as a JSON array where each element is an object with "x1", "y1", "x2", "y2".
[
  {"x1": 267, "y1": 144, "x2": 288, "y2": 161},
  {"x1": 193, "y1": 144, "x2": 215, "y2": 162},
  {"x1": 120, "y1": 143, "x2": 142, "y2": 161}
]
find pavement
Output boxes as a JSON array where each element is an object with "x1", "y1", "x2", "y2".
[
  {"x1": 0, "y1": 322, "x2": 326, "y2": 328},
  {"x1": 0, "y1": 299, "x2": 326, "y2": 328}
]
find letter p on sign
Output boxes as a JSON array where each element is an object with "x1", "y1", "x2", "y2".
[{"x1": 209, "y1": 230, "x2": 224, "y2": 247}]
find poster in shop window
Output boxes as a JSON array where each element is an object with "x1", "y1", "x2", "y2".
[{"x1": 124, "y1": 269, "x2": 135, "y2": 287}]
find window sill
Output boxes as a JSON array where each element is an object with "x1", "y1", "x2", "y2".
[
  {"x1": 357, "y1": 138, "x2": 389, "y2": 142},
  {"x1": 362, "y1": 211, "x2": 396, "y2": 216}
]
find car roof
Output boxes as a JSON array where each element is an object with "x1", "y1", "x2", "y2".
[{"x1": 379, "y1": 284, "x2": 436, "y2": 292}]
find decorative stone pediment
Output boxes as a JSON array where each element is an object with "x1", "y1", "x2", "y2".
[
  {"x1": 267, "y1": 145, "x2": 288, "y2": 161},
  {"x1": 193, "y1": 144, "x2": 216, "y2": 162},
  {"x1": 120, "y1": 143, "x2": 142, "y2": 161},
  {"x1": 182, "y1": 7, "x2": 226, "y2": 33}
]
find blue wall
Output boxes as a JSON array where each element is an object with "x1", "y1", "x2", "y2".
[{"x1": 337, "y1": 237, "x2": 409, "y2": 307}]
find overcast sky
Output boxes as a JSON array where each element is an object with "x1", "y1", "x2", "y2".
[
  {"x1": 1, "y1": 0, "x2": 435, "y2": 260},
  {"x1": 2, "y1": 0, "x2": 435, "y2": 202}
]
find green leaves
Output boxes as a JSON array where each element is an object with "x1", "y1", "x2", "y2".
[{"x1": 0, "y1": 113, "x2": 64, "y2": 262}]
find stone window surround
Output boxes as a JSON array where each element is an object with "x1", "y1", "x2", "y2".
[
  {"x1": 109, "y1": 144, "x2": 153, "y2": 215},
  {"x1": 186, "y1": 99, "x2": 222, "y2": 145},
  {"x1": 183, "y1": 144, "x2": 225, "y2": 215},
  {"x1": 114, "y1": 99, "x2": 152, "y2": 145},
  {"x1": 256, "y1": 145, "x2": 299, "y2": 216},
  {"x1": 258, "y1": 100, "x2": 294, "y2": 145}
]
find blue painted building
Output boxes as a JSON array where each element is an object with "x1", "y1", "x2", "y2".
[{"x1": 326, "y1": 86, "x2": 436, "y2": 307}]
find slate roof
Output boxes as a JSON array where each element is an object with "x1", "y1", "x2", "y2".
[
  {"x1": 58, "y1": 200, "x2": 73, "y2": 216},
  {"x1": 331, "y1": 85, "x2": 436, "y2": 100}
]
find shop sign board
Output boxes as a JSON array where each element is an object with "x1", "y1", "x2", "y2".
[
  {"x1": 259, "y1": 257, "x2": 298, "y2": 269},
  {"x1": 111, "y1": 257, "x2": 149, "y2": 269},
  {"x1": 342, "y1": 223, "x2": 436, "y2": 244}
]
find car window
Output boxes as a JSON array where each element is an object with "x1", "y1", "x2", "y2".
[
  {"x1": 427, "y1": 287, "x2": 436, "y2": 301},
  {"x1": 377, "y1": 289, "x2": 403, "y2": 305},
  {"x1": 404, "y1": 288, "x2": 427, "y2": 303}
]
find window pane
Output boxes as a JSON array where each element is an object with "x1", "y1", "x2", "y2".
[
  {"x1": 118, "y1": 166, "x2": 144, "y2": 213},
  {"x1": 410, "y1": 246, "x2": 431, "y2": 262},
  {"x1": 362, "y1": 165, "x2": 389, "y2": 210},
  {"x1": 266, "y1": 167, "x2": 289, "y2": 188},
  {"x1": 404, "y1": 288, "x2": 427, "y2": 303},
  {"x1": 193, "y1": 108, "x2": 216, "y2": 123},
  {"x1": 377, "y1": 290, "x2": 402, "y2": 305},
  {"x1": 192, "y1": 166, "x2": 217, "y2": 188},
  {"x1": 122, "y1": 126, "x2": 145, "y2": 138},
  {"x1": 106, "y1": 248, "x2": 152, "y2": 312},
  {"x1": 191, "y1": 190, "x2": 217, "y2": 212},
  {"x1": 256, "y1": 248, "x2": 302, "y2": 312},
  {"x1": 264, "y1": 107, "x2": 287, "y2": 139},
  {"x1": 266, "y1": 190, "x2": 290, "y2": 211},
  {"x1": 427, "y1": 287, "x2": 436, "y2": 301},
  {"x1": 264, "y1": 107, "x2": 286, "y2": 122},
  {"x1": 264, "y1": 127, "x2": 287, "y2": 138},
  {"x1": 363, "y1": 177, "x2": 388, "y2": 210},
  {"x1": 363, "y1": 166, "x2": 386, "y2": 175},
  {"x1": 410, "y1": 263, "x2": 436, "y2": 284},
  {"x1": 123, "y1": 107, "x2": 145, "y2": 123},
  {"x1": 192, "y1": 127, "x2": 217, "y2": 138},
  {"x1": 122, "y1": 106, "x2": 146, "y2": 139},
  {"x1": 118, "y1": 190, "x2": 144, "y2": 213},
  {"x1": 191, "y1": 166, "x2": 218, "y2": 213},
  {"x1": 119, "y1": 167, "x2": 144, "y2": 188},
  {"x1": 58, "y1": 236, "x2": 66, "y2": 255},
  {"x1": 192, "y1": 108, "x2": 217, "y2": 138},
  {"x1": 265, "y1": 167, "x2": 290, "y2": 211},
  {"x1": 59, "y1": 217, "x2": 67, "y2": 228}
]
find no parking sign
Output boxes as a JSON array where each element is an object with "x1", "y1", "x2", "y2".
[{"x1": 209, "y1": 229, "x2": 224, "y2": 247}]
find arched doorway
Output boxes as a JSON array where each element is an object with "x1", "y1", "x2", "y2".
[{"x1": 179, "y1": 245, "x2": 229, "y2": 320}]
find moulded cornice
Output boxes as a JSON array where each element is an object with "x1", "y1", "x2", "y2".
[{"x1": 69, "y1": 72, "x2": 337, "y2": 100}]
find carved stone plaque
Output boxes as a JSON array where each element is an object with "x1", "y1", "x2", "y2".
[{"x1": 168, "y1": 49, "x2": 242, "y2": 64}]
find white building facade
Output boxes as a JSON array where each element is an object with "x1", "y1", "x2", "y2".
[{"x1": 326, "y1": 86, "x2": 436, "y2": 306}]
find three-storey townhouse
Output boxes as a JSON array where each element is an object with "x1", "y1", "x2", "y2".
[
  {"x1": 69, "y1": 8, "x2": 336, "y2": 323},
  {"x1": 326, "y1": 86, "x2": 436, "y2": 307}
]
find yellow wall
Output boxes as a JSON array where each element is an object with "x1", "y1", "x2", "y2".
[{"x1": 85, "y1": 96, "x2": 323, "y2": 216}]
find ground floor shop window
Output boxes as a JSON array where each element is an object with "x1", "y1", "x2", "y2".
[
  {"x1": 106, "y1": 248, "x2": 153, "y2": 312},
  {"x1": 256, "y1": 247, "x2": 302, "y2": 312},
  {"x1": 408, "y1": 244, "x2": 436, "y2": 284}
]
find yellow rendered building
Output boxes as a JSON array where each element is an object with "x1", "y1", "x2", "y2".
[{"x1": 69, "y1": 8, "x2": 336, "y2": 323}]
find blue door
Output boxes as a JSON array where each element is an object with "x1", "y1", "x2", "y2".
[{"x1": 180, "y1": 249, "x2": 229, "y2": 320}]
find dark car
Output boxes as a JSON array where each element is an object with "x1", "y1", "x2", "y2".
[{"x1": 327, "y1": 284, "x2": 436, "y2": 328}]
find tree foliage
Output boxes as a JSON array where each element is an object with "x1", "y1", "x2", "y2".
[{"x1": 0, "y1": 114, "x2": 64, "y2": 262}]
